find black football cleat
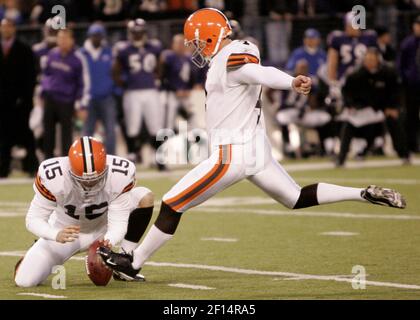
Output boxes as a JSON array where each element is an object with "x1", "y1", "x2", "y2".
[
  {"x1": 97, "y1": 246, "x2": 144, "y2": 281},
  {"x1": 361, "y1": 185, "x2": 406, "y2": 209},
  {"x1": 113, "y1": 271, "x2": 145, "y2": 282}
]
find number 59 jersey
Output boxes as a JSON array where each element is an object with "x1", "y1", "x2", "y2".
[{"x1": 33, "y1": 155, "x2": 136, "y2": 233}]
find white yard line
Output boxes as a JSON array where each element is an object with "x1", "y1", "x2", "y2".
[
  {"x1": 201, "y1": 237, "x2": 238, "y2": 242},
  {"x1": 146, "y1": 262, "x2": 420, "y2": 290},
  {"x1": 0, "y1": 158, "x2": 418, "y2": 185},
  {"x1": 1, "y1": 197, "x2": 419, "y2": 221},
  {"x1": 0, "y1": 201, "x2": 29, "y2": 207},
  {"x1": 0, "y1": 211, "x2": 26, "y2": 217},
  {"x1": 17, "y1": 293, "x2": 67, "y2": 299},
  {"x1": 320, "y1": 231, "x2": 359, "y2": 236},
  {"x1": 197, "y1": 207, "x2": 420, "y2": 221},
  {"x1": 283, "y1": 158, "x2": 420, "y2": 172},
  {"x1": 2, "y1": 251, "x2": 419, "y2": 291},
  {"x1": 168, "y1": 283, "x2": 215, "y2": 290},
  {"x1": 296, "y1": 177, "x2": 420, "y2": 185}
]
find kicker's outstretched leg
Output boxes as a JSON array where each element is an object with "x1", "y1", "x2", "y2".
[{"x1": 248, "y1": 157, "x2": 406, "y2": 210}]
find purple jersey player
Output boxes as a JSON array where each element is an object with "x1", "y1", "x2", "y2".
[
  {"x1": 31, "y1": 18, "x2": 61, "y2": 142},
  {"x1": 327, "y1": 12, "x2": 377, "y2": 82},
  {"x1": 114, "y1": 39, "x2": 161, "y2": 90},
  {"x1": 32, "y1": 18, "x2": 60, "y2": 70},
  {"x1": 112, "y1": 19, "x2": 165, "y2": 170}
]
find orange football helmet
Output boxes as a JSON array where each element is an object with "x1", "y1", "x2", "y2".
[
  {"x1": 184, "y1": 8, "x2": 232, "y2": 67},
  {"x1": 68, "y1": 136, "x2": 108, "y2": 195}
]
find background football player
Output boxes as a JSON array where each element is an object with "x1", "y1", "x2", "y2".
[
  {"x1": 327, "y1": 11, "x2": 378, "y2": 91},
  {"x1": 30, "y1": 17, "x2": 61, "y2": 157},
  {"x1": 327, "y1": 11, "x2": 384, "y2": 161},
  {"x1": 99, "y1": 9, "x2": 406, "y2": 281},
  {"x1": 113, "y1": 19, "x2": 165, "y2": 170},
  {"x1": 160, "y1": 34, "x2": 195, "y2": 131},
  {"x1": 14, "y1": 136, "x2": 154, "y2": 287}
]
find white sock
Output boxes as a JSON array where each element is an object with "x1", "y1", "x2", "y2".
[
  {"x1": 120, "y1": 239, "x2": 138, "y2": 253},
  {"x1": 317, "y1": 183, "x2": 366, "y2": 204},
  {"x1": 132, "y1": 225, "x2": 173, "y2": 269}
]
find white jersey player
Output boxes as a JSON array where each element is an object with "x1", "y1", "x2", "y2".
[
  {"x1": 14, "y1": 137, "x2": 154, "y2": 287},
  {"x1": 99, "y1": 8, "x2": 406, "y2": 281}
]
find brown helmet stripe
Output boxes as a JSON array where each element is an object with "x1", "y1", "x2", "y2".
[
  {"x1": 88, "y1": 137, "x2": 95, "y2": 172},
  {"x1": 80, "y1": 137, "x2": 88, "y2": 173}
]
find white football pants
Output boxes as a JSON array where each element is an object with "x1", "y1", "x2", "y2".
[
  {"x1": 123, "y1": 89, "x2": 164, "y2": 137},
  {"x1": 163, "y1": 133, "x2": 301, "y2": 212}
]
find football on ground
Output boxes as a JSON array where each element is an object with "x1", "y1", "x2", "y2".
[{"x1": 85, "y1": 240, "x2": 112, "y2": 286}]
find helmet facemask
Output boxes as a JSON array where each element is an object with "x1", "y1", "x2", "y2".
[
  {"x1": 69, "y1": 167, "x2": 108, "y2": 197},
  {"x1": 185, "y1": 38, "x2": 209, "y2": 68}
]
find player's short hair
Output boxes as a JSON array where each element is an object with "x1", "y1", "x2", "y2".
[
  {"x1": 375, "y1": 26, "x2": 389, "y2": 37},
  {"x1": 57, "y1": 28, "x2": 74, "y2": 38}
]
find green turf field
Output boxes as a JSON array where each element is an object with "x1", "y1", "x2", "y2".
[{"x1": 1, "y1": 159, "x2": 420, "y2": 299}]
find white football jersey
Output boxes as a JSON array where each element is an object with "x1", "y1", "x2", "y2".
[
  {"x1": 33, "y1": 155, "x2": 136, "y2": 233},
  {"x1": 205, "y1": 40, "x2": 263, "y2": 145}
]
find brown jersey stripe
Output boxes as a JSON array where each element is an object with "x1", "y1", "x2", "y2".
[
  {"x1": 228, "y1": 53, "x2": 259, "y2": 62},
  {"x1": 229, "y1": 53, "x2": 259, "y2": 58},
  {"x1": 35, "y1": 179, "x2": 55, "y2": 201},
  {"x1": 227, "y1": 56, "x2": 259, "y2": 63},
  {"x1": 35, "y1": 174, "x2": 56, "y2": 201},
  {"x1": 122, "y1": 181, "x2": 135, "y2": 194},
  {"x1": 227, "y1": 57, "x2": 259, "y2": 69},
  {"x1": 35, "y1": 175, "x2": 55, "y2": 201}
]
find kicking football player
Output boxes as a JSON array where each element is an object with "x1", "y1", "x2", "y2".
[
  {"x1": 99, "y1": 8, "x2": 406, "y2": 281},
  {"x1": 14, "y1": 136, "x2": 154, "y2": 287}
]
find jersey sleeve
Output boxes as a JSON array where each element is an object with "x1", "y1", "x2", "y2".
[
  {"x1": 105, "y1": 156, "x2": 137, "y2": 245},
  {"x1": 112, "y1": 41, "x2": 127, "y2": 65},
  {"x1": 26, "y1": 193, "x2": 60, "y2": 241},
  {"x1": 104, "y1": 192, "x2": 131, "y2": 246},
  {"x1": 34, "y1": 168, "x2": 56, "y2": 203},
  {"x1": 28, "y1": 160, "x2": 62, "y2": 240},
  {"x1": 327, "y1": 31, "x2": 342, "y2": 50},
  {"x1": 227, "y1": 41, "x2": 260, "y2": 70},
  {"x1": 33, "y1": 158, "x2": 66, "y2": 203},
  {"x1": 108, "y1": 156, "x2": 137, "y2": 198}
]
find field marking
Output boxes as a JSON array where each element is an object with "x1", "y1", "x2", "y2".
[
  {"x1": 2, "y1": 251, "x2": 420, "y2": 291},
  {"x1": 0, "y1": 201, "x2": 29, "y2": 207},
  {"x1": 146, "y1": 262, "x2": 420, "y2": 290},
  {"x1": 0, "y1": 158, "x2": 418, "y2": 185},
  {"x1": 296, "y1": 177, "x2": 420, "y2": 185},
  {"x1": 2, "y1": 201, "x2": 419, "y2": 221},
  {"x1": 168, "y1": 283, "x2": 215, "y2": 290},
  {"x1": 17, "y1": 293, "x2": 67, "y2": 299},
  {"x1": 0, "y1": 211, "x2": 25, "y2": 217},
  {"x1": 197, "y1": 207, "x2": 420, "y2": 221},
  {"x1": 201, "y1": 237, "x2": 238, "y2": 242},
  {"x1": 283, "y1": 158, "x2": 420, "y2": 172},
  {"x1": 320, "y1": 231, "x2": 359, "y2": 236}
]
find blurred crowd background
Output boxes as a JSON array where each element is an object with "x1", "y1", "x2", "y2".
[{"x1": 1, "y1": 0, "x2": 420, "y2": 177}]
